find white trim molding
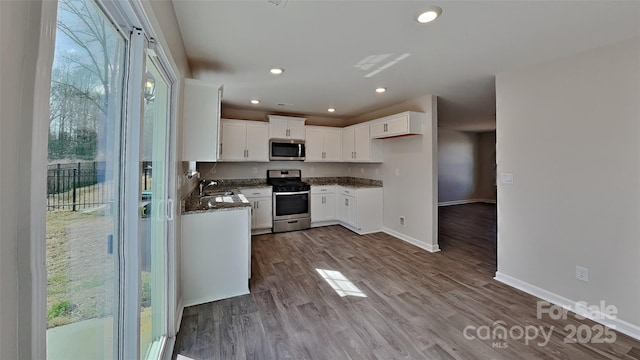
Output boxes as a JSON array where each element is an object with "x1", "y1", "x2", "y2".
[
  {"x1": 494, "y1": 272, "x2": 640, "y2": 341},
  {"x1": 382, "y1": 227, "x2": 441, "y2": 253},
  {"x1": 438, "y1": 199, "x2": 496, "y2": 206}
]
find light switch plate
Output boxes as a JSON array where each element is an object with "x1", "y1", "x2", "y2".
[{"x1": 500, "y1": 172, "x2": 514, "y2": 184}]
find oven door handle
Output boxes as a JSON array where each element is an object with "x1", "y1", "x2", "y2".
[{"x1": 273, "y1": 191, "x2": 310, "y2": 196}]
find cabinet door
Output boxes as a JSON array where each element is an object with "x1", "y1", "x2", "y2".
[
  {"x1": 354, "y1": 125, "x2": 370, "y2": 161},
  {"x1": 370, "y1": 122, "x2": 386, "y2": 138},
  {"x1": 245, "y1": 122, "x2": 269, "y2": 161},
  {"x1": 347, "y1": 196, "x2": 358, "y2": 227},
  {"x1": 323, "y1": 128, "x2": 342, "y2": 162},
  {"x1": 342, "y1": 128, "x2": 355, "y2": 161},
  {"x1": 386, "y1": 114, "x2": 409, "y2": 136},
  {"x1": 220, "y1": 121, "x2": 247, "y2": 161},
  {"x1": 323, "y1": 193, "x2": 336, "y2": 221},
  {"x1": 288, "y1": 120, "x2": 305, "y2": 140},
  {"x1": 337, "y1": 194, "x2": 349, "y2": 223},
  {"x1": 253, "y1": 197, "x2": 272, "y2": 229},
  {"x1": 182, "y1": 79, "x2": 221, "y2": 161},
  {"x1": 305, "y1": 127, "x2": 324, "y2": 161},
  {"x1": 269, "y1": 118, "x2": 289, "y2": 139},
  {"x1": 311, "y1": 193, "x2": 324, "y2": 222}
]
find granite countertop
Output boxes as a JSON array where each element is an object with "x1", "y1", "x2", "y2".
[
  {"x1": 182, "y1": 176, "x2": 381, "y2": 214},
  {"x1": 182, "y1": 188, "x2": 252, "y2": 214},
  {"x1": 303, "y1": 177, "x2": 383, "y2": 188}
]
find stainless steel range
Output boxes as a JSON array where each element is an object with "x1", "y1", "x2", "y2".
[{"x1": 267, "y1": 169, "x2": 311, "y2": 233}]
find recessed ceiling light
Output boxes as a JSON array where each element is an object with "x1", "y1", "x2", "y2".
[
  {"x1": 375, "y1": 87, "x2": 387, "y2": 93},
  {"x1": 416, "y1": 6, "x2": 442, "y2": 23},
  {"x1": 270, "y1": 67, "x2": 284, "y2": 75},
  {"x1": 328, "y1": 108, "x2": 336, "y2": 113},
  {"x1": 250, "y1": 99, "x2": 260, "y2": 104}
]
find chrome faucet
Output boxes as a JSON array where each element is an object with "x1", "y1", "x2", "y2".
[{"x1": 199, "y1": 180, "x2": 218, "y2": 196}]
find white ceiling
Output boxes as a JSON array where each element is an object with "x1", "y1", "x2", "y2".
[{"x1": 171, "y1": 0, "x2": 640, "y2": 128}]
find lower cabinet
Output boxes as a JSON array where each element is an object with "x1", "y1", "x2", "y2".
[
  {"x1": 181, "y1": 208, "x2": 250, "y2": 307},
  {"x1": 311, "y1": 185, "x2": 382, "y2": 234},
  {"x1": 311, "y1": 186, "x2": 337, "y2": 224},
  {"x1": 241, "y1": 187, "x2": 273, "y2": 234}
]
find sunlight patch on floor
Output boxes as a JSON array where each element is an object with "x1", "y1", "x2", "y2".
[{"x1": 315, "y1": 269, "x2": 367, "y2": 298}]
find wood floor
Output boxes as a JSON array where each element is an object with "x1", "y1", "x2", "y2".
[{"x1": 173, "y1": 203, "x2": 640, "y2": 360}]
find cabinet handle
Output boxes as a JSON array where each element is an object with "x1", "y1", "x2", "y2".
[
  {"x1": 320, "y1": 189, "x2": 327, "y2": 192},
  {"x1": 345, "y1": 199, "x2": 348, "y2": 206},
  {"x1": 246, "y1": 149, "x2": 249, "y2": 158},
  {"x1": 252, "y1": 192, "x2": 260, "y2": 195},
  {"x1": 286, "y1": 129, "x2": 290, "y2": 137},
  {"x1": 354, "y1": 151, "x2": 357, "y2": 159},
  {"x1": 256, "y1": 201, "x2": 258, "y2": 209},
  {"x1": 220, "y1": 143, "x2": 223, "y2": 155}
]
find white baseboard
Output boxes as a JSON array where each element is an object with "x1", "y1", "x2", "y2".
[
  {"x1": 382, "y1": 227, "x2": 440, "y2": 253},
  {"x1": 438, "y1": 198, "x2": 496, "y2": 206},
  {"x1": 494, "y1": 272, "x2": 640, "y2": 341}
]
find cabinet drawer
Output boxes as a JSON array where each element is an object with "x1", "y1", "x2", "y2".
[
  {"x1": 339, "y1": 187, "x2": 356, "y2": 196},
  {"x1": 311, "y1": 185, "x2": 335, "y2": 194},
  {"x1": 241, "y1": 187, "x2": 272, "y2": 198}
]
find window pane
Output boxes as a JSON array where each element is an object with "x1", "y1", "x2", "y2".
[{"x1": 46, "y1": 0, "x2": 126, "y2": 358}]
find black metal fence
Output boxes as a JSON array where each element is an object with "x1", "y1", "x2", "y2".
[{"x1": 47, "y1": 161, "x2": 152, "y2": 211}]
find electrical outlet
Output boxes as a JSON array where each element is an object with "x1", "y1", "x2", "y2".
[
  {"x1": 348, "y1": 167, "x2": 351, "y2": 173},
  {"x1": 310, "y1": 167, "x2": 315, "y2": 173},
  {"x1": 375, "y1": 168, "x2": 379, "y2": 175},
  {"x1": 576, "y1": 266, "x2": 589, "y2": 282},
  {"x1": 177, "y1": 174, "x2": 182, "y2": 187},
  {"x1": 360, "y1": 168, "x2": 364, "y2": 174},
  {"x1": 400, "y1": 216, "x2": 405, "y2": 226},
  {"x1": 253, "y1": 167, "x2": 258, "y2": 174}
]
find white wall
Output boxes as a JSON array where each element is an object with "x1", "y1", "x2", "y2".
[
  {"x1": 475, "y1": 131, "x2": 496, "y2": 201},
  {"x1": 349, "y1": 95, "x2": 439, "y2": 252},
  {"x1": 438, "y1": 129, "x2": 478, "y2": 203},
  {"x1": 496, "y1": 38, "x2": 640, "y2": 330}
]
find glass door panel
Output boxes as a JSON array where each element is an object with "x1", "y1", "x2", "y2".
[
  {"x1": 139, "y1": 55, "x2": 170, "y2": 359},
  {"x1": 45, "y1": 0, "x2": 126, "y2": 358}
]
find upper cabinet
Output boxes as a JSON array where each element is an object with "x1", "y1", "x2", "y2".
[
  {"x1": 342, "y1": 124, "x2": 382, "y2": 163},
  {"x1": 219, "y1": 119, "x2": 269, "y2": 162},
  {"x1": 370, "y1": 111, "x2": 424, "y2": 139},
  {"x1": 305, "y1": 126, "x2": 342, "y2": 162},
  {"x1": 268, "y1": 115, "x2": 306, "y2": 140},
  {"x1": 182, "y1": 79, "x2": 223, "y2": 161}
]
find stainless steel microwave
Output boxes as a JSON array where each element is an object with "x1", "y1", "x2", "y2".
[{"x1": 269, "y1": 139, "x2": 305, "y2": 161}]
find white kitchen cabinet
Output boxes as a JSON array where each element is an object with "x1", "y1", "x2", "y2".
[
  {"x1": 311, "y1": 186, "x2": 337, "y2": 225},
  {"x1": 336, "y1": 186, "x2": 383, "y2": 235},
  {"x1": 370, "y1": 111, "x2": 424, "y2": 139},
  {"x1": 182, "y1": 79, "x2": 223, "y2": 161},
  {"x1": 241, "y1": 187, "x2": 273, "y2": 234},
  {"x1": 181, "y1": 208, "x2": 250, "y2": 307},
  {"x1": 268, "y1": 115, "x2": 306, "y2": 140},
  {"x1": 305, "y1": 126, "x2": 342, "y2": 162},
  {"x1": 220, "y1": 119, "x2": 269, "y2": 162},
  {"x1": 342, "y1": 124, "x2": 382, "y2": 162}
]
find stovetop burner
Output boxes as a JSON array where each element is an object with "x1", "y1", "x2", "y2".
[{"x1": 267, "y1": 169, "x2": 310, "y2": 192}]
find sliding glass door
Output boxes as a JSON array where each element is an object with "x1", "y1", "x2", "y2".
[
  {"x1": 139, "y1": 54, "x2": 171, "y2": 360},
  {"x1": 45, "y1": 0, "x2": 174, "y2": 358}
]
